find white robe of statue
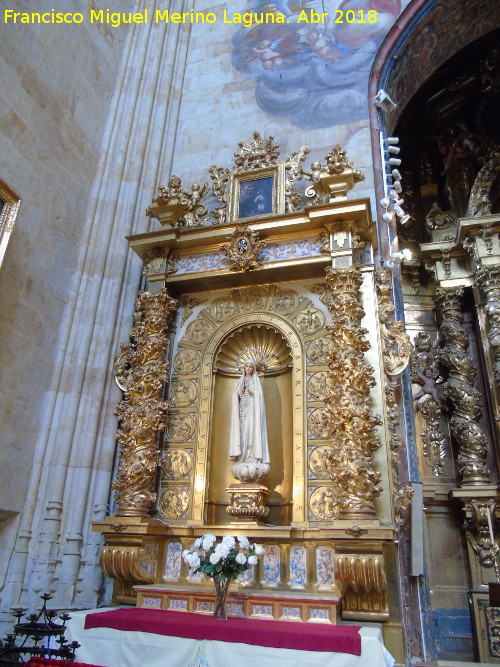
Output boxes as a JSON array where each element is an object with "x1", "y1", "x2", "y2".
[{"x1": 229, "y1": 361, "x2": 270, "y2": 482}]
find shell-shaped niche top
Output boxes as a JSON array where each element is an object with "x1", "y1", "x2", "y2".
[{"x1": 215, "y1": 325, "x2": 292, "y2": 377}]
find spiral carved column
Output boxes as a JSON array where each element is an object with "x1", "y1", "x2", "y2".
[
  {"x1": 113, "y1": 288, "x2": 177, "y2": 516},
  {"x1": 434, "y1": 287, "x2": 491, "y2": 485},
  {"x1": 324, "y1": 265, "x2": 382, "y2": 519},
  {"x1": 477, "y1": 265, "x2": 500, "y2": 391}
]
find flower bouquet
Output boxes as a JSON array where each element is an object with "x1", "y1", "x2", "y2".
[{"x1": 182, "y1": 534, "x2": 264, "y2": 619}]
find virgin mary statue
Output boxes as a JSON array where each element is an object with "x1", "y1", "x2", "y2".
[{"x1": 229, "y1": 360, "x2": 270, "y2": 482}]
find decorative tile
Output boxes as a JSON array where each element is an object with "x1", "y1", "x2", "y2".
[
  {"x1": 260, "y1": 239, "x2": 325, "y2": 262},
  {"x1": 165, "y1": 541, "x2": 182, "y2": 580},
  {"x1": 169, "y1": 598, "x2": 188, "y2": 610},
  {"x1": 281, "y1": 606, "x2": 301, "y2": 619},
  {"x1": 142, "y1": 597, "x2": 161, "y2": 609},
  {"x1": 227, "y1": 603, "x2": 244, "y2": 616},
  {"x1": 237, "y1": 565, "x2": 255, "y2": 586},
  {"x1": 252, "y1": 604, "x2": 273, "y2": 618},
  {"x1": 263, "y1": 545, "x2": 281, "y2": 587},
  {"x1": 310, "y1": 608, "x2": 330, "y2": 620},
  {"x1": 289, "y1": 546, "x2": 307, "y2": 587},
  {"x1": 195, "y1": 600, "x2": 215, "y2": 613},
  {"x1": 316, "y1": 546, "x2": 335, "y2": 588},
  {"x1": 173, "y1": 252, "x2": 229, "y2": 274}
]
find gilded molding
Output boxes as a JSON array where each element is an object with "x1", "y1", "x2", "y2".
[
  {"x1": 435, "y1": 287, "x2": 491, "y2": 484},
  {"x1": 335, "y1": 553, "x2": 389, "y2": 620},
  {"x1": 323, "y1": 265, "x2": 382, "y2": 519},
  {"x1": 100, "y1": 545, "x2": 155, "y2": 596},
  {"x1": 113, "y1": 289, "x2": 177, "y2": 516}
]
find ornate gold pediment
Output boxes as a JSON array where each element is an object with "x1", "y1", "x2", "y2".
[{"x1": 219, "y1": 224, "x2": 266, "y2": 272}]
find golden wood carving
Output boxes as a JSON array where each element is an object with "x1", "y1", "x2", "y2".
[
  {"x1": 375, "y1": 268, "x2": 413, "y2": 519},
  {"x1": 161, "y1": 449, "x2": 192, "y2": 479},
  {"x1": 476, "y1": 265, "x2": 500, "y2": 391},
  {"x1": 100, "y1": 545, "x2": 155, "y2": 598},
  {"x1": 323, "y1": 265, "x2": 382, "y2": 519},
  {"x1": 226, "y1": 483, "x2": 270, "y2": 520},
  {"x1": 113, "y1": 289, "x2": 177, "y2": 516},
  {"x1": 159, "y1": 486, "x2": 190, "y2": 519},
  {"x1": 234, "y1": 131, "x2": 280, "y2": 172},
  {"x1": 463, "y1": 498, "x2": 499, "y2": 573},
  {"x1": 467, "y1": 147, "x2": 500, "y2": 217},
  {"x1": 220, "y1": 225, "x2": 266, "y2": 272},
  {"x1": 335, "y1": 554, "x2": 389, "y2": 620},
  {"x1": 214, "y1": 325, "x2": 292, "y2": 376},
  {"x1": 435, "y1": 287, "x2": 491, "y2": 484},
  {"x1": 181, "y1": 296, "x2": 206, "y2": 325},
  {"x1": 306, "y1": 145, "x2": 365, "y2": 204},
  {"x1": 376, "y1": 268, "x2": 412, "y2": 376},
  {"x1": 411, "y1": 332, "x2": 447, "y2": 477},
  {"x1": 284, "y1": 145, "x2": 310, "y2": 212},
  {"x1": 146, "y1": 176, "x2": 209, "y2": 228}
]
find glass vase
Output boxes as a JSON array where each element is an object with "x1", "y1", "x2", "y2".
[{"x1": 213, "y1": 575, "x2": 230, "y2": 620}]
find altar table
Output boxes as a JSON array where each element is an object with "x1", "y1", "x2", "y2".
[{"x1": 65, "y1": 608, "x2": 396, "y2": 667}]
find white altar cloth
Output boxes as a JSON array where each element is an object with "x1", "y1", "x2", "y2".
[{"x1": 65, "y1": 608, "x2": 396, "y2": 667}]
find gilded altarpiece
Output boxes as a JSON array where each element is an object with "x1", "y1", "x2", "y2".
[{"x1": 94, "y1": 135, "x2": 410, "y2": 662}]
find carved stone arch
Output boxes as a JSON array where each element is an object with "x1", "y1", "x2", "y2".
[
  {"x1": 191, "y1": 311, "x2": 307, "y2": 526},
  {"x1": 468, "y1": 148, "x2": 500, "y2": 216}
]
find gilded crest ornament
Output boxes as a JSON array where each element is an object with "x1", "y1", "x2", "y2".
[{"x1": 220, "y1": 225, "x2": 266, "y2": 272}]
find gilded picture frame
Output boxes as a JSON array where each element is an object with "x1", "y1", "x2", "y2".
[{"x1": 228, "y1": 164, "x2": 285, "y2": 223}]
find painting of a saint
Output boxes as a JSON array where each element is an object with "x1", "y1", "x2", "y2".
[{"x1": 238, "y1": 177, "x2": 273, "y2": 218}]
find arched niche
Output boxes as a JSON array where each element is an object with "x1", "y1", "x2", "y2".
[{"x1": 191, "y1": 313, "x2": 307, "y2": 527}]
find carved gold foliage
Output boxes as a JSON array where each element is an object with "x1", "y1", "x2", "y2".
[
  {"x1": 335, "y1": 554, "x2": 388, "y2": 619},
  {"x1": 147, "y1": 176, "x2": 209, "y2": 228},
  {"x1": 233, "y1": 131, "x2": 280, "y2": 172},
  {"x1": 376, "y1": 268, "x2": 411, "y2": 376},
  {"x1": 435, "y1": 288, "x2": 491, "y2": 484},
  {"x1": 113, "y1": 289, "x2": 177, "y2": 516},
  {"x1": 220, "y1": 225, "x2": 266, "y2": 272},
  {"x1": 284, "y1": 145, "x2": 310, "y2": 212},
  {"x1": 322, "y1": 265, "x2": 382, "y2": 520},
  {"x1": 208, "y1": 165, "x2": 230, "y2": 225}
]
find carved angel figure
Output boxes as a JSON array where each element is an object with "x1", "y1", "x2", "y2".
[{"x1": 413, "y1": 367, "x2": 444, "y2": 407}]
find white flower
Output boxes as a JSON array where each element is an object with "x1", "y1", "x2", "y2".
[
  {"x1": 182, "y1": 549, "x2": 191, "y2": 562},
  {"x1": 254, "y1": 544, "x2": 264, "y2": 555},
  {"x1": 222, "y1": 535, "x2": 235, "y2": 548},
  {"x1": 214, "y1": 542, "x2": 230, "y2": 558},
  {"x1": 186, "y1": 553, "x2": 200, "y2": 569},
  {"x1": 237, "y1": 535, "x2": 250, "y2": 549},
  {"x1": 235, "y1": 552, "x2": 247, "y2": 565},
  {"x1": 248, "y1": 555, "x2": 258, "y2": 565},
  {"x1": 210, "y1": 552, "x2": 221, "y2": 565},
  {"x1": 193, "y1": 537, "x2": 203, "y2": 549},
  {"x1": 202, "y1": 534, "x2": 216, "y2": 551}
]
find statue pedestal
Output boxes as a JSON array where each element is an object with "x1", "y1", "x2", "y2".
[{"x1": 226, "y1": 483, "x2": 270, "y2": 522}]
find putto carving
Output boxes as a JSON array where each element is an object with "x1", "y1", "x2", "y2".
[
  {"x1": 233, "y1": 131, "x2": 280, "y2": 172},
  {"x1": 208, "y1": 165, "x2": 230, "y2": 225},
  {"x1": 411, "y1": 332, "x2": 447, "y2": 477},
  {"x1": 220, "y1": 225, "x2": 266, "y2": 272},
  {"x1": 435, "y1": 288, "x2": 491, "y2": 484},
  {"x1": 284, "y1": 145, "x2": 310, "y2": 212},
  {"x1": 146, "y1": 176, "x2": 209, "y2": 228},
  {"x1": 113, "y1": 289, "x2": 177, "y2": 516},
  {"x1": 322, "y1": 265, "x2": 382, "y2": 520}
]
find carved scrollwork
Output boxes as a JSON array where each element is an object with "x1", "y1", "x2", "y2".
[
  {"x1": 467, "y1": 147, "x2": 500, "y2": 217},
  {"x1": 113, "y1": 289, "x2": 177, "y2": 516},
  {"x1": 335, "y1": 553, "x2": 388, "y2": 619},
  {"x1": 323, "y1": 265, "x2": 382, "y2": 519},
  {"x1": 463, "y1": 498, "x2": 499, "y2": 571},
  {"x1": 208, "y1": 165, "x2": 230, "y2": 225},
  {"x1": 100, "y1": 545, "x2": 155, "y2": 588},
  {"x1": 233, "y1": 131, "x2": 280, "y2": 172},
  {"x1": 146, "y1": 176, "x2": 209, "y2": 228},
  {"x1": 376, "y1": 268, "x2": 412, "y2": 376},
  {"x1": 435, "y1": 288, "x2": 491, "y2": 484},
  {"x1": 411, "y1": 332, "x2": 448, "y2": 477},
  {"x1": 476, "y1": 265, "x2": 500, "y2": 390},
  {"x1": 220, "y1": 225, "x2": 266, "y2": 272},
  {"x1": 284, "y1": 145, "x2": 310, "y2": 213}
]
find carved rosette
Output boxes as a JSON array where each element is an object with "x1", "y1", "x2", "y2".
[
  {"x1": 435, "y1": 288, "x2": 491, "y2": 484},
  {"x1": 476, "y1": 265, "x2": 500, "y2": 389},
  {"x1": 113, "y1": 289, "x2": 177, "y2": 516},
  {"x1": 323, "y1": 265, "x2": 382, "y2": 519},
  {"x1": 220, "y1": 225, "x2": 266, "y2": 272}
]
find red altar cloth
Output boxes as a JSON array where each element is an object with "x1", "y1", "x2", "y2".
[
  {"x1": 84, "y1": 608, "x2": 361, "y2": 655},
  {"x1": 27, "y1": 659, "x2": 103, "y2": 667}
]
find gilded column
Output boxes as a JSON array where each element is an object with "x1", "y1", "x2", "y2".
[
  {"x1": 113, "y1": 288, "x2": 177, "y2": 516},
  {"x1": 434, "y1": 288, "x2": 491, "y2": 485},
  {"x1": 324, "y1": 265, "x2": 382, "y2": 519}
]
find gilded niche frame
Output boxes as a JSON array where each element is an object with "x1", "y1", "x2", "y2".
[{"x1": 229, "y1": 164, "x2": 285, "y2": 223}]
